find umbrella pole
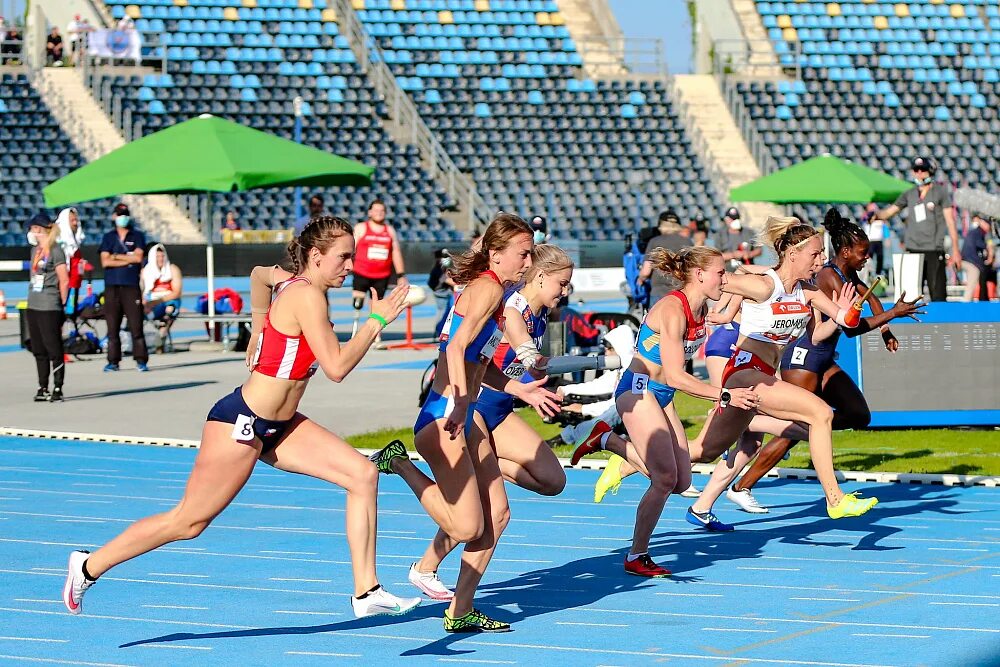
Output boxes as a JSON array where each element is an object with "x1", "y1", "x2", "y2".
[{"x1": 205, "y1": 196, "x2": 216, "y2": 320}]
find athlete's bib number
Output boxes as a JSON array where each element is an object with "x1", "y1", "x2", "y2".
[
  {"x1": 503, "y1": 363, "x2": 526, "y2": 379},
  {"x1": 734, "y1": 350, "x2": 753, "y2": 367},
  {"x1": 631, "y1": 373, "x2": 649, "y2": 395},
  {"x1": 791, "y1": 347, "x2": 809, "y2": 366},
  {"x1": 367, "y1": 245, "x2": 390, "y2": 261},
  {"x1": 481, "y1": 328, "x2": 503, "y2": 360},
  {"x1": 231, "y1": 414, "x2": 256, "y2": 442}
]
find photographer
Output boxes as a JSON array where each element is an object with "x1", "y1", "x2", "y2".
[
  {"x1": 716, "y1": 206, "x2": 761, "y2": 269},
  {"x1": 427, "y1": 247, "x2": 455, "y2": 339}
]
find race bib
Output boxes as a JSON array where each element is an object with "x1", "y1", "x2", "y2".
[
  {"x1": 791, "y1": 347, "x2": 809, "y2": 366},
  {"x1": 734, "y1": 350, "x2": 753, "y2": 367},
  {"x1": 503, "y1": 363, "x2": 526, "y2": 379},
  {"x1": 480, "y1": 327, "x2": 503, "y2": 360},
  {"x1": 231, "y1": 414, "x2": 256, "y2": 442},
  {"x1": 631, "y1": 373, "x2": 649, "y2": 394},
  {"x1": 367, "y1": 245, "x2": 390, "y2": 261}
]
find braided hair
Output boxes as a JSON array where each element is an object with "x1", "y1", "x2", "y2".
[
  {"x1": 822, "y1": 208, "x2": 868, "y2": 255},
  {"x1": 286, "y1": 215, "x2": 353, "y2": 274}
]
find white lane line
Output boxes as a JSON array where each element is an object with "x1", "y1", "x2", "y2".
[
  {"x1": 141, "y1": 605, "x2": 209, "y2": 611},
  {"x1": 927, "y1": 548, "x2": 988, "y2": 552},
  {"x1": 138, "y1": 645, "x2": 211, "y2": 651},
  {"x1": 147, "y1": 573, "x2": 210, "y2": 578},
  {"x1": 552, "y1": 515, "x2": 604, "y2": 520},
  {"x1": 0, "y1": 638, "x2": 69, "y2": 643},
  {"x1": 0, "y1": 655, "x2": 136, "y2": 666},
  {"x1": 438, "y1": 659, "x2": 516, "y2": 665},
  {"x1": 380, "y1": 530, "x2": 416, "y2": 535},
  {"x1": 160, "y1": 547, "x2": 206, "y2": 552},
  {"x1": 556, "y1": 622, "x2": 628, "y2": 628},
  {"x1": 862, "y1": 571, "x2": 927, "y2": 576},
  {"x1": 259, "y1": 526, "x2": 313, "y2": 532},
  {"x1": 492, "y1": 559, "x2": 552, "y2": 564},
  {"x1": 0, "y1": 481, "x2": 31, "y2": 485},
  {"x1": 66, "y1": 500, "x2": 113, "y2": 505},
  {"x1": 701, "y1": 628, "x2": 777, "y2": 634},
  {"x1": 737, "y1": 566, "x2": 800, "y2": 572},
  {"x1": 77, "y1": 469, "x2": 120, "y2": 473},
  {"x1": 690, "y1": 581, "x2": 999, "y2": 600},
  {"x1": 70, "y1": 484, "x2": 115, "y2": 488},
  {"x1": 0, "y1": 497, "x2": 22, "y2": 501},
  {"x1": 791, "y1": 597, "x2": 862, "y2": 603},
  {"x1": 260, "y1": 550, "x2": 318, "y2": 555},
  {"x1": 0, "y1": 606, "x2": 254, "y2": 629},
  {"x1": 929, "y1": 602, "x2": 999, "y2": 607},
  {"x1": 269, "y1": 577, "x2": 332, "y2": 583},
  {"x1": 286, "y1": 652, "x2": 362, "y2": 658},
  {"x1": 55, "y1": 519, "x2": 105, "y2": 524},
  {"x1": 30, "y1": 568, "x2": 64, "y2": 572},
  {"x1": 13, "y1": 600, "x2": 61, "y2": 604},
  {"x1": 655, "y1": 592, "x2": 723, "y2": 598},
  {"x1": 274, "y1": 610, "x2": 343, "y2": 617},
  {"x1": 851, "y1": 633, "x2": 930, "y2": 639}
]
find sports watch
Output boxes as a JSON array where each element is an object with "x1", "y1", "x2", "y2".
[{"x1": 719, "y1": 389, "x2": 732, "y2": 408}]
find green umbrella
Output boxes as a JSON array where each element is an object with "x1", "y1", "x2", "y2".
[
  {"x1": 43, "y1": 114, "x2": 374, "y2": 319},
  {"x1": 730, "y1": 155, "x2": 912, "y2": 204},
  {"x1": 43, "y1": 114, "x2": 373, "y2": 206}
]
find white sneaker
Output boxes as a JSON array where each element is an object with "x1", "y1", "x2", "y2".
[
  {"x1": 679, "y1": 482, "x2": 701, "y2": 499},
  {"x1": 408, "y1": 562, "x2": 454, "y2": 601},
  {"x1": 351, "y1": 586, "x2": 421, "y2": 618},
  {"x1": 726, "y1": 487, "x2": 769, "y2": 514},
  {"x1": 63, "y1": 550, "x2": 95, "y2": 615}
]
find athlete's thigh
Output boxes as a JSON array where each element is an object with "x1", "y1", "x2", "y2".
[
  {"x1": 414, "y1": 417, "x2": 481, "y2": 506},
  {"x1": 262, "y1": 415, "x2": 373, "y2": 488},
  {"x1": 664, "y1": 402, "x2": 689, "y2": 453},
  {"x1": 178, "y1": 421, "x2": 262, "y2": 521},
  {"x1": 467, "y1": 424, "x2": 509, "y2": 512},
  {"x1": 699, "y1": 368, "x2": 772, "y2": 454},
  {"x1": 819, "y1": 366, "x2": 869, "y2": 413},
  {"x1": 618, "y1": 392, "x2": 678, "y2": 474},
  {"x1": 493, "y1": 412, "x2": 560, "y2": 474},
  {"x1": 705, "y1": 356, "x2": 728, "y2": 388},
  {"x1": 755, "y1": 377, "x2": 831, "y2": 425},
  {"x1": 779, "y1": 367, "x2": 820, "y2": 394}
]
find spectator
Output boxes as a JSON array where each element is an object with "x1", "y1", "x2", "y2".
[
  {"x1": 860, "y1": 202, "x2": 887, "y2": 276},
  {"x1": 223, "y1": 210, "x2": 240, "y2": 231},
  {"x1": 638, "y1": 210, "x2": 691, "y2": 307},
  {"x1": 99, "y1": 203, "x2": 149, "y2": 372},
  {"x1": 294, "y1": 194, "x2": 325, "y2": 234},
  {"x1": 427, "y1": 248, "x2": 455, "y2": 339},
  {"x1": 55, "y1": 207, "x2": 86, "y2": 313},
  {"x1": 25, "y1": 213, "x2": 69, "y2": 402},
  {"x1": 142, "y1": 243, "x2": 183, "y2": 351},
  {"x1": 2, "y1": 24, "x2": 22, "y2": 64},
  {"x1": 690, "y1": 214, "x2": 709, "y2": 247},
  {"x1": 529, "y1": 215, "x2": 548, "y2": 244},
  {"x1": 46, "y1": 26, "x2": 63, "y2": 66},
  {"x1": 0, "y1": 16, "x2": 6, "y2": 44},
  {"x1": 871, "y1": 156, "x2": 961, "y2": 301},
  {"x1": 66, "y1": 14, "x2": 91, "y2": 63},
  {"x1": 961, "y1": 215, "x2": 995, "y2": 302},
  {"x1": 116, "y1": 15, "x2": 134, "y2": 32},
  {"x1": 716, "y1": 206, "x2": 761, "y2": 269}
]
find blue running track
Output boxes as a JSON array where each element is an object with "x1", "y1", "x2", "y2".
[{"x1": 1, "y1": 436, "x2": 997, "y2": 666}]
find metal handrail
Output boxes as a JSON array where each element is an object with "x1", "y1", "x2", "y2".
[
  {"x1": 574, "y1": 36, "x2": 668, "y2": 78},
  {"x1": 333, "y1": 0, "x2": 491, "y2": 230}
]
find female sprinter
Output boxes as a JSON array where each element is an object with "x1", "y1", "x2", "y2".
[
  {"x1": 63, "y1": 216, "x2": 421, "y2": 619},
  {"x1": 721, "y1": 210, "x2": 924, "y2": 512},
  {"x1": 407, "y1": 244, "x2": 572, "y2": 601},
  {"x1": 685, "y1": 216, "x2": 878, "y2": 521},
  {"x1": 594, "y1": 246, "x2": 759, "y2": 577},
  {"x1": 367, "y1": 214, "x2": 557, "y2": 633}
]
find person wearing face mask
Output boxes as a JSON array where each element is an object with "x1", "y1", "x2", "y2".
[
  {"x1": 98, "y1": 203, "x2": 148, "y2": 372},
  {"x1": 428, "y1": 248, "x2": 456, "y2": 339},
  {"x1": 528, "y1": 215, "x2": 548, "y2": 245},
  {"x1": 638, "y1": 210, "x2": 692, "y2": 308},
  {"x1": 55, "y1": 208, "x2": 86, "y2": 314},
  {"x1": 716, "y1": 207, "x2": 761, "y2": 270},
  {"x1": 869, "y1": 157, "x2": 962, "y2": 302},
  {"x1": 26, "y1": 213, "x2": 70, "y2": 402}
]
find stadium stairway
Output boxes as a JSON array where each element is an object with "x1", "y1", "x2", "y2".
[
  {"x1": 554, "y1": 0, "x2": 627, "y2": 78},
  {"x1": 731, "y1": 0, "x2": 782, "y2": 77},
  {"x1": 35, "y1": 68, "x2": 202, "y2": 243},
  {"x1": 672, "y1": 73, "x2": 782, "y2": 227}
]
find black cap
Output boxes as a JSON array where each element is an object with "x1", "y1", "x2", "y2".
[
  {"x1": 725, "y1": 206, "x2": 740, "y2": 220},
  {"x1": 911, "y1": 157, "x2": 935, "y2": 174},
  {"x1": 113, "y1": 202, "x2": 130, "y2": 216},
  {"x1": 27, "y1": 213, "x2": 53, "y2": 229},
  {"x1": 658, "y1": 209, "x2": 680, "y2": 225},
  {"x1": 529, "y1": 215, "x2": 547, "y2": 232}
]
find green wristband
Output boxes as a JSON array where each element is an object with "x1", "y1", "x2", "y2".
[{"x1": 369, "y1": 313, "x2": 388, "y2": 329}]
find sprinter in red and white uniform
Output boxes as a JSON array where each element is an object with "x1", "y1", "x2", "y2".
[
  {"x1": 686, "y1": 216, "x2": 879, "y2": 521},
  {"x1": 352, "y1": 198, "x2": 408, "y2": 342},
  {"x1": 62, "y1": 216, "x2": 421, "y2": 620}
]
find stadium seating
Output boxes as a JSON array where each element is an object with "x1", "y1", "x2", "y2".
[
  {"x1": 739, "y1": 0, "x2": 1000, "y2": 220},
  {"x1": 0, "y1": 73, "x2": 117, "y2": 246}
]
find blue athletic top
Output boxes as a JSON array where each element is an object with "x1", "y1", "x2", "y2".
[
  {"x1": 438, "y1": 270, "x2": 505, "y2": 364},
  {"x1": 490, "y1": 286, "x2": 548, "y2": 380},
  {"x1": 635, "y1": 290, "x2": 707, "y2": 367}
]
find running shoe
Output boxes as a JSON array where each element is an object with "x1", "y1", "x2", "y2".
[
  {"x1": 34, "y1": 387, "x2": 50, "y2": 402},
  {"x1": 679, "y1": 481, "x2": 701, "y2": 498},
  {"x1": 351, "y1": 586, "x2": 421, "y2": 618},
  {"x1": 136, "y1": 362, "x2": 149, "y2": 372},
  {"x1": 623, "y1": 554, "x2": 671, "y2": 578},
  {"x1": 408, "y1": 562, "x2": 454, "y2": 601},
  {"x1": 444, "y1": 608, "x2": 511, "y2": 633},
  {"x1": 685, "y1": 506, "x2": 735, "y2": 532},
  {"x1": 570, "y1": 419, "x2": 612, "y2": 465},
  {"x1": 594, "y1": 454, "x2": 625, "y2": 503},
  {"x1": 369, "y1": 439, "x2": 407, "y2": 475},
  {"x1": 50, "y1": 387, "x2": 64, "y2": 402},
  {"x1": 63, "y1": 550, "x2": 95, "y2": 615},
  {"x1": 726, "y1": 486, "x2": 769, "y2": 513},
  {"x1": 827, "y1": 492, "x2": 878, "y2": 519},
  {"x1": 103, "y1": 363, "x2": 119, "y2": 372}
]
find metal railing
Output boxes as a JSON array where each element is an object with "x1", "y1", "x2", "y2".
[
  {"x1": 721, "y1": 76, "x2": 777, "y2": 177},
  {"x1": 332, "y1": 0, "x2": 491, "y2": 231},
  {"x1": 575, "y1": 36, "x2": 668, "y2": 79},
  {"x1": 711, "y1": 37, "x2": 798, "y2": 80},
  {"x1": 0, "y1": 37, "x2": 24, "y2": 65},
  {"x1": 586, "y1": 0, "x2": 625, "y2": 44}
]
